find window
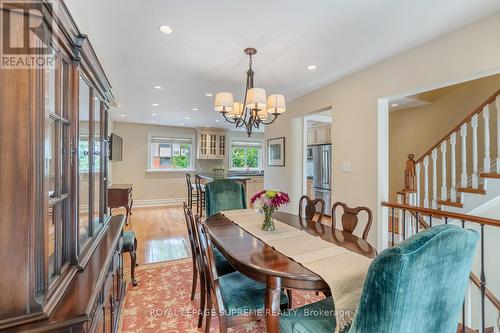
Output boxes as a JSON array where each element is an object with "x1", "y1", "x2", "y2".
[
  {"x1": 230, "y1": 141, "x2": 263, "y2": 170},
  {"x1": 148, "y1": 136, "x2": 194, "y2": 170}
]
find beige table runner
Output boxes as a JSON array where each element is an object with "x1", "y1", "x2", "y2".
[{"x1": 220, "y1": 209, "x2": 373, "y2": 332}]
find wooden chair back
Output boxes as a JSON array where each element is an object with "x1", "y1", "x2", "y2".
[
  {"x1": 331, "y1": 202, "x2": 373, "y2": 240},
  {"x1": 182, "y1": 203, "x2": 198, "y2": 261},
  {"x1": 298, "y1": 195, "x2": 325, "y2": 223}
]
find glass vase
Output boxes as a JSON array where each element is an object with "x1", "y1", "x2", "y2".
[{"x1": 261, "y1": 206, "x2": 276, "y2": 231}]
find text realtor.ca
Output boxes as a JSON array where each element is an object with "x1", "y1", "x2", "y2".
[{"x1": 0, "y1": 0, "x2": 57, "y2": 69}]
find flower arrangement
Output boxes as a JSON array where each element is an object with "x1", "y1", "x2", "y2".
[{"x1": 251, "y1": 190, "x2": 291, "y2": 231}]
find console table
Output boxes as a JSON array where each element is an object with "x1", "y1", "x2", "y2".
[{"x1": 108, "y1": 184, "x2": 133, "y2": 224}]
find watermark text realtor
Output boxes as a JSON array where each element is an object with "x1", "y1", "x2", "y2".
[{"x1": 0, "y1": 0, "x2": 57, "y2": 69}]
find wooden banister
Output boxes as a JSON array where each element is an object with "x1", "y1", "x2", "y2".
[
  {"x1": 381, "y1": 202, "x2": 500, "y2": 228},
  {"x1": 416, "y1": 88, "x2": 500, "y2": 163}
]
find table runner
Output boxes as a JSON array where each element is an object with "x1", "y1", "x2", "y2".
[{"x1": 220, "y1": 209, "x2": 373, "y2": 332}]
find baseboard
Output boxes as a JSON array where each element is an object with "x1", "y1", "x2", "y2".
[{"x1": 133, "y1": 198, "x2": 185, "y2": 208}]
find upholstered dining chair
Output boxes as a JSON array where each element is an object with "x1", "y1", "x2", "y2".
[
  {"x1": 183, "y1": 203, "x2": 236, "y2": 328},
  {"x1": 121, "y1": 230, "x2": 138, "y2": 286},
  {"x1": 280, "y1": 224, "x2": 479, "y2": 333},
  {"x1": 331, "y1": 201, "x2": 373, "y2": 240},
  {"x1": 195, "y1": 215, "x2": 289, "y2": 333},
  {"x1": 298, "y1": 195, "x2": 325, "y2": 223},
  {"x1": 204, "y1": 179, "x2": 246, "y2": 217}
]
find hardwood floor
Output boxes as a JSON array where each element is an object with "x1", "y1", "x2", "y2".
[{"x1": 114, "y1": 205, "x2": 190, "y2": 266}]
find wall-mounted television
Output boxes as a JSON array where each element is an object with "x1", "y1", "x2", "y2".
[{"x1": 109, "y1": 133, "x2": 123, "y2": 161}]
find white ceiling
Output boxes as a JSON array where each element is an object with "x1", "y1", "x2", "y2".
[{"x1": 64, "y1": 0, "x2": 500, "y2": 130}]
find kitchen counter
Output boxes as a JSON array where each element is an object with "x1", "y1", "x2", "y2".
[{"x1": 195, "y1": 173, "x2": 251, "y2": 181}]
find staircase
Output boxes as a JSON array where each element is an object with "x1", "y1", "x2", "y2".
[{"x1": 384, "y1": 89, "x2": 500, "y2": 333}]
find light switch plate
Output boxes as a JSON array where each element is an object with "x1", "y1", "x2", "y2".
[{"x1": 341, "y1": 161, "x2": 351, "y2": 173}]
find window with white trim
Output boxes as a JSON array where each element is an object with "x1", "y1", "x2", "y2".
[
  {"x1": 230, "y1": 140, "x2": 263, "y2": 170},
  {"x1": 148, "y1": 136, "x2": 194, "y2": 170}
]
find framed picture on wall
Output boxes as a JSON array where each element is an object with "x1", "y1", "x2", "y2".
[{"x1": 267, "y1": 137, "x2": 285, "y2": 166}]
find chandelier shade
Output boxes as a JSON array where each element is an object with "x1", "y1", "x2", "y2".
[
  {"x1": 214, "y1": 92, "x2": 234, "y2": 112},
  {"x1": 267, "y1": 94, "x2": 286, "y2": 114},
  {"x1": 214, "y1": 47, "x2": 285, "y2": 137}
]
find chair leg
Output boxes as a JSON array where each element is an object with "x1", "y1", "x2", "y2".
[
  {"x1": 286, "y1": 289, "x2": 293, "y2": 309},
  {"x1": 205, "y1": 291, "x2": 212, "y2": 333},
  {"x1": 197, "y1": 273, "x2": 206, "y2": 328},
  {"x1": 130, "y1": 238, "x2": 138, "y2": 286},
  {"x1": 190, "y1": 259, "x2": 197, "y2": 301}
]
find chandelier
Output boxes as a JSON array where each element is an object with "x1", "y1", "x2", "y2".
[{"x1": 214, "y1": 47, "x2": 286, "y2": 137}]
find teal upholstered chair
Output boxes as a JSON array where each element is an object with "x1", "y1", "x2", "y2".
[
  {"x1": 205, "y1": 179, "x2": 247, "y2": 217},
  {"x1": 122, "y1": 230, "x2": 138, "y2": 286},
  {"x1": 195, "y1": 216, "x2": 289, "y2": 333},
  {"x1": 280, "y1": 224, "x2": 479, "y2": 333}
]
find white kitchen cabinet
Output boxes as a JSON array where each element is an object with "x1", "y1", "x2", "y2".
[
  {"x1": 197, "y1": 130, "x2": 227, "y2": 159},
  {"x1": 246, "y1": 176, "x2": 264, "y2": 207},
  {"x1": 307, "y1": 125, "x2": 332, "y2": 145}
]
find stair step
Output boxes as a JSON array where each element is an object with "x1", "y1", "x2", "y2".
[
  {"x1": 438, "y1": 200, "x2": 463, "y2": 208},
  {"x1": 480, "y1": 172, "x2": 500, "y2": 179},
  {"x1": 457, "y1": 187, "x2": 486, "y2": 195}
]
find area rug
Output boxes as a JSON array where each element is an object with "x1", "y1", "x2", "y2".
[{"x1": 120, "y1": 259, "x2": 324, "y2": 332}]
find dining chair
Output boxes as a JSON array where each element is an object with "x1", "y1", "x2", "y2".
[
  {"x1": 331, "y1": 201, "x2": 373, "y2": 240},
  {"x1": 121, "y1": 230, "x2": 139, "y2": 286},
  {"x1": 183, "y1": 203, "x2": 236, "y2": 327},
  {"x1": 204, "y1": 179, "x2": 246, "y2": 217},
  {"x1": 280, "y1": 224, "x2": 479, "y2": 333},
  {"x1": 195, "y1": 215, "x2": 289, "y2": 333},
  {"x1": 185, "y1": 174, "x2": 198, "y2": 210},
  {"x1": 298, "y1": 195, "x2": 325, "y2": 223},
  {"x1": 195, "y1": 175, "x2": 206, "y2": 217}
]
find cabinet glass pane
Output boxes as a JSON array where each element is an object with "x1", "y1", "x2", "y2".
[
  {"x1": 46, "y1": 119, "x2": 56, "y2": 199},
  {"x1": 47, "y1": 205, "x2": 56, "y2": 284},
  {"x1": 61, "y1": 60, "x2": 70, "y2": 120},
  {"x1": 44, "y1": 49, "x2": 56, "y2": 115},
  {"x1": 78, "y1": 76, "x2": 91, "y2": 247},
  {"x1": 92, "y1": 98, "x2": 102, "y2": 231}
]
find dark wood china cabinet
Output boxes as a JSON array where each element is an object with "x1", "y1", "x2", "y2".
[{"x1": 0, "y1": 1, "x2": 125, "y2": 332}]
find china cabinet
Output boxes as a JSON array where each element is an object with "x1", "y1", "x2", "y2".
[{"x1": 0, "y1": 1, "x2": 124, "y2": 331}]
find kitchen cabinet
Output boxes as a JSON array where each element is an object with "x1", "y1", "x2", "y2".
[
  {"x1": 307, "y1": 125, "x2": 332, "y2": 145},
  {"x1": 197, "y1": 130, "x2": 227, "y2": 159},
  {"x1": 246, "y1": 176, "x2": 264, "y2": 207}
]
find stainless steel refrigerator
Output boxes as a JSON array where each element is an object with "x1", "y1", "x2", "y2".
[{"x1": 312, "y1": 144, "x2": 332, "y2": 214}]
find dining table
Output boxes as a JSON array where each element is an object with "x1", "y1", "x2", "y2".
[{"x1": 204, "y1": 210, "x2": 377, "y2": 333}]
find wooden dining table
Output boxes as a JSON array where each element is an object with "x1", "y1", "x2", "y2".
[{"x1": 204, "y1": 211, "x2": 377, "y2": 333}]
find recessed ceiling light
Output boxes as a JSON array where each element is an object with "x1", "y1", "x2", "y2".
[
  {"x1": 215, "y1": 119, "x2": 220, "y2": 123},
  {"x1": 307, "y1": 64, "x2": 317, "y2": 70},
  {"x1": 392, "y1": 103, "x2": 399, "y2": 107},
  {"x1": 205, "y1": 93, "x2": 213, "y2": 97},
  {"x1": 152, "y1": 84, "x2": 163, "y2": 89},
  {"x1": 120, "y1": 114, "x2": 126, "y2": 117},
  {"x1": 192, "y1": 108, "x2": 199, "y2": 111},
  {"x1": 152, "y1": 113, "x2": 157, "y2": 116},
  {"x1": 158, "y1": 25, "x2": 172, "y2": 34},
  {"x1": 185, "y1": 116, "x2": 190, "y2": 120},
  {"x1": 152, "y1": 103, "x2": 159, "y2": 107}
]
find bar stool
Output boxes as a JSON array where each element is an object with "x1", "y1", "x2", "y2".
[
  {"x1": 185, "y1": 174, "x2": 198, "y2": 210},
  {"x1": 195, "y1": 175, "x2": 205, "y2": 218}
]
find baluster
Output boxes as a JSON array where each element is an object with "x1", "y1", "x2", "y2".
[
  {"x1": 441, "y1": 141, "x2": 447, "y2": 201},
  {"x1": 415, "y1": 163, "x2": 421, "y2": 206},
  {"x1": 432, "y1": 148, "x2": 438, "y2": 209},
  {"x1": 471, "y1": 114, "x2": 479, "y2": 189},
  {"x1": 483, "y1": 106, "x2": 491, "y2": 173},
  {"x1": 450, "y1": 133, "x2": 457, "y2": 202},
  {"x1": 391, "y1": 208, "x2": 395, "y2": 247},
  {"x1": 461, "y1": 123, "x2": 468, "y2": 187},
  {"x1": 496, "y1": 97, "x2": 500, "y2": 174},
  {"x1": 423, "y1": 156, "x2": 429, "y2": 208}
]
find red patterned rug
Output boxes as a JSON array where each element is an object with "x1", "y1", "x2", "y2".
[{"x1": 120, "y1": 259, "x2": 324, "y2": 332}]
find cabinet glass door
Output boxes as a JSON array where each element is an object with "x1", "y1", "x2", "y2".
[
  {"x1": 78, "y1": 76, "x2": 91, "y2": 248},
  {"x1": 92, "y1": 97, "x2": 103, "y2": 232}
]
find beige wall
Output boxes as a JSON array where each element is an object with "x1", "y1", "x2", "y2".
[
  {"x1": 111, "y1": 122, "x2": 264, "y2": 204},
  {"x1": 264, "y1": 12, "x2": 500, "y2": 249},
  {"x1": 390, "y1": 74, "x2": 500, "y2": 201}
]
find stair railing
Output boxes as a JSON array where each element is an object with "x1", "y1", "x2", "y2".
[
  {"x1": 382, "y1": 201, "x2": 500, "y2": 333},
  {"x1": 403, "y1": 89, "x2": 500, "y2": 209}
]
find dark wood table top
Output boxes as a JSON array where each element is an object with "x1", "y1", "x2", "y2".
[{"x1": 205, "y1": 211, "x2": 377, "y2": 290}]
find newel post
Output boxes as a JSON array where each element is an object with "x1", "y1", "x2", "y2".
[{"x1": 404, "y1": 154, "x2": 416, "y2": 191}]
